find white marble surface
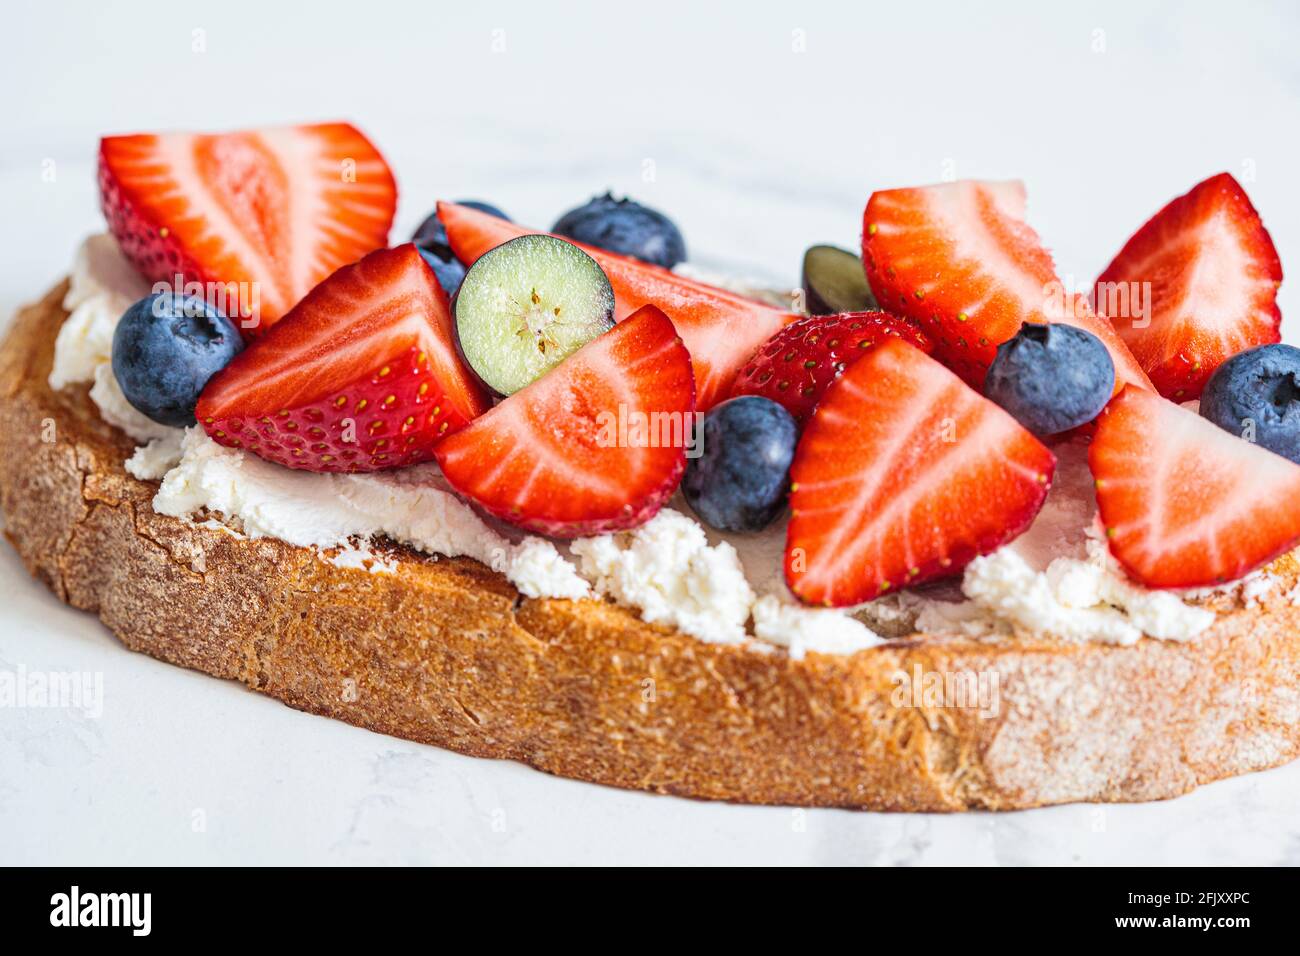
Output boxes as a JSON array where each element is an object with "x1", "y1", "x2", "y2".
[{"x1": 3, "y1": 0, "x2": 1300, "y2": 865}]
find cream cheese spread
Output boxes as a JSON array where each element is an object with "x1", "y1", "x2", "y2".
[
  {"x1": 52, "y1": 234, "x2": 179, "y2": 444},
  {"x1": 151, "y1": 427, "x2": 590, "y2": 602},
  {"x1": 572, "y1": 508, "x2": 757, "y2": 645}
]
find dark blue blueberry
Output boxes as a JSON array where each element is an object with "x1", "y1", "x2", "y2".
[
  {"x1": 412, "y1": 201, "x2": 510, "y2": 298},
  {"x1": 682, "y1": 396, "x2": 798, "y2": 532},
  {"x1": 983, "y1": 323, "x2": 1115, "y2": 437},
  {"x1": 1200, "y1": 344, "x2": 1300, "y2": 464},
  {"x1": 418, "y1": 246, "x2": 468, "y2": 298},
  {"x1": 111, "y1": 292, "x2": 243, "y2": 427},
  {"x1": 552, "y1": 193, "x2": 686, "y2": 269}
]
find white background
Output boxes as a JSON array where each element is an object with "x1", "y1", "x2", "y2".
[{"x1": 2, "y1": 0, "x2": 1299, "y2": 864}]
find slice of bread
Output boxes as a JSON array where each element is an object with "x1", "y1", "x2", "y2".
[{"x1": 4, "y1": 281, "x2": 1299, "y2": 811}]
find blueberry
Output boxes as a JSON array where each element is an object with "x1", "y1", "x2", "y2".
[
  {"x1": 418, "y1": 247, "x2": 468, "y2": 298},
  {"x1": 984, "y1": 323, "x2": 1115, "y2": 437},
  {"x1": 111, "y1": 292, "x2": 243, "y2": 427},
  {"x1": 682, "y1": 396, "x2": 798, "y2": 532},
  {"x1": 1200, "y1": 344, "x2": 1300, "y2": 463},
  {"x1": 552, "y1": 193, "x2": 686, "y2": 269},
  {"x1": 412, "y1": 200, "x2": 510, "y2": 297}
]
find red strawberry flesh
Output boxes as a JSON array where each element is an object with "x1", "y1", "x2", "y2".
[
  {"x1": 197, "y1": 244, "x2": 489, "y2": 472},
  {"x1": 434, "y1": 305, "x2": 694, "y2": 538},
  {"x1": 729, "y1": 310, "x2": 932, "y2": 424},
  {"x1": 862, "y1": 179, "x2": 1151, "y2": 393},
  {"x1": 1094, "y1": 172, "x2": 1282, "y2": 400},
  {"x1": 99, "y1": 122, "x2": 396, "y2": 335},
  {"x1": 785, "y1": 338, "x2": 1056, "y2": 606},
  {"x1": 1090, "y1": 386, "x2": 1300, "y2": 588},
  {"x1": 437, "y1": 201, "x2": 796, "y2": 411}
]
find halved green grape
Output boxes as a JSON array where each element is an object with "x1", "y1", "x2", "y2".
[
  {"x1": 453, "y1": 234, "x2": 615, "y2": 396},
  {"x1": 801, "y1": 244, "x2": 878, "y2": 315}
]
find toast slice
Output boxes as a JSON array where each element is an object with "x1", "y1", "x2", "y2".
[{"x1": 3, "y1": 280, "x2": 1300, "y2": 811}]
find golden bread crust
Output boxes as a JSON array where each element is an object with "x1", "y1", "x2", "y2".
[{"x1": 3, "y1": 281, "x2": 1299, "y2": 810}]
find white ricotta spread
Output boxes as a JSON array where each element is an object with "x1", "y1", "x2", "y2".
[
  {"x1": 48, "y1": 234, "x2": 1245, "y2": 654},
  {"x1": 752, "y1": 595, "x2": 884, "y2": 659},
  {"x1": 125, "y1": 430, "x2": 187, "y2": 481},
  {"x1": 322, "y1": 541, "x2": 399, "y2": 575},
  {"x1": 922, "y1": 541, "x2": 1215, "y2": 645},
  {"x1": 51, "y1": 234, "x2": 151, "y2": 389},
  {"x1": 152, "y1": 427, "x2": 590, "y2": 602},
  {"x1": 90, "y1": 363, "x2": 178, "y2": 444},
  {"x1": 52, "y1": 235, "x2": 181, "y2": 445},
  {"x1": 571, "y1": 509, "x2": 757, "y2": 645}
]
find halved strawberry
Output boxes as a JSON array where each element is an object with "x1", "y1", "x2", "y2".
[
  {"x1": 437, "y1": 201, "x2": 796, "y2": 411},
  {"x1": 1094, "y1": 173, "x2": 1282, "y2": 400},
  {"x1": 862, "y1": 180, "x2": 1151, "y2": 392},
  {"x1": 729, "y1": 311, "x2": 932, "y2": 425},
  {"x1": 785, "y1": 338, "x2": 1055, "y2": 606},
  {"x1": 197, "y1": 244, "x2": 489, "y2": 472},
  {"x1": 1090, "y1": 386, "x2": 1300, "y2": 588},
  {"x1": 434, "y1": 305, "x2": 694, "y2": 538},
  {"x1": 100, "y1": 122, "x2": 396, "y2": 336}
]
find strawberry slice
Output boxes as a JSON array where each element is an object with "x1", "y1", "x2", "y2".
[
  {"x1": 434, "y1": 305, "x2": 694, "y2": 538},
  {"x1": 1094, "y1": 173, "x2": 1282, "y2": 400},
  {"x1": 729, "y1": 311, "x2": 932, "y2": 425},
  {"x1": 862, "y1": 179, "x2": 1150, "y2": 392},
  {"x1": 1090, "y1": 386, "x2": 1300, "y2": 588},
  {"x1": 100, "y1": 122, "x2": 396, "y2": 336},
  {"x1": 785, "y1": 338, "x2": 1055, "y2": 606},
  {"x1": 197, "y1": 244, "x2": 490, "y2": 473},
  {"x1": 437, "y1": 201, "x2": 795, "y2": 412}
]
